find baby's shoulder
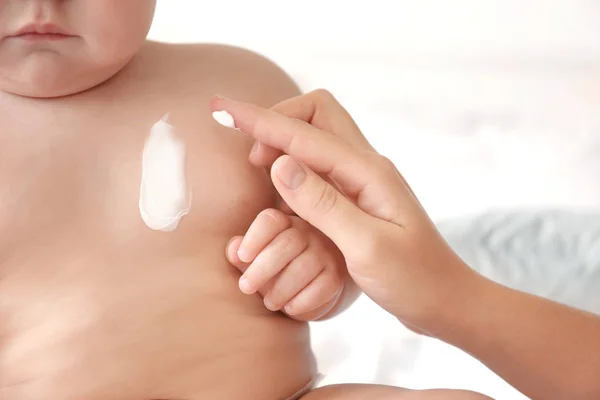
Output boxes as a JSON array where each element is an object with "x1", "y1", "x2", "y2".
[{"x1": 141, "y1": 41, "x2": 300, "y2": 107}]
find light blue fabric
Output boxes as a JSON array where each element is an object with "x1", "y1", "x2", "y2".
[{"x1": 438, "y1": 210, "x2": 600, "y2": 314}]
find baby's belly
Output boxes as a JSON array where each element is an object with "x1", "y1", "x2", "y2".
[{"x1": 0, "y1": 233, "x2": 316, "y2": 400}]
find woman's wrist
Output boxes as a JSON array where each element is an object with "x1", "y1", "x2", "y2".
[{"x1": 417, "y1": 262, "x2": 492, "y2": 340}]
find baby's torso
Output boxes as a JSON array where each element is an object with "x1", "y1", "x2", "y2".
[{"x1": 0, "y1": 43, "x2": 315, "y2": 400}]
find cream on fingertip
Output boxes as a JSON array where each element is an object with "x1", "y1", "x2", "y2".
[{"x1": 212, "y1": 110, "x2": 237, "y2": 129}]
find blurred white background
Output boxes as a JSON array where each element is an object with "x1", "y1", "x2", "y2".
[
  {"x1": 149, "y1": 2, "x2": 600, "y2": 398},
  {"x1": 149, "y1": 0, "x2": 600, "y2": 219}
]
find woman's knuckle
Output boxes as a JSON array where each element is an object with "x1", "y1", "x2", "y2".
[
  {"x1": 367, "y1": 155, "x2": 399, "y2": 189},
  {"x1": 374, "y1": 155, "x2": 397, "y2": 174},
  {"x1": 312, "y1": 184, "x2": 338, "y2": 216},
  {"x1": 311, "y1": 88, "x2": 336, "y2": 102}
]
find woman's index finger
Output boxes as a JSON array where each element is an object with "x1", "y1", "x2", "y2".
[
  {"x1": 271, "y1": 90, "x2": 375, "y2": 151},
  {"x1": 211, "y1": 95, "x2": 373, "y2": 194}
]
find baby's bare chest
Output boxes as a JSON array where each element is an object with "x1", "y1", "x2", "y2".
[
  {"x1": 0, "y1": 110, "x2": 276, "y2": 318},
  {"x1": 0, "y1": 109, "x2": 279, "y2": 396},
  {"x1": 0, "y1": 110, "x2": 274, "y2": 249}
]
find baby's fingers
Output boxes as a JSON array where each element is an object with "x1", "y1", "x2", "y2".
[
  {"x1": 284, "y1": 270, "x2": 343, "y2": 317},
  {"x1": 238, "y1": 209, "x2": 291, "y2": 263},
  {"x1": 239, "y1": 228, "x2": 308, "y2": 294},
  {"x1": 227, "y1": 236, "x2": 274, "y2": 297},
  {"x1": 263, "y1": 249, "x2": 325, "y2": 311},
  {"x1": 227, "y1": 236, "x2": 247, "y2": 271}
]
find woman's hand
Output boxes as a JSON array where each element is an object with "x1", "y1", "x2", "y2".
[
  {"x1": 211, "y1": 90, "x2": 479, "y2": 332},
  {"x1": 212, "y1": 91, "x2": 600, "y2": 400}
]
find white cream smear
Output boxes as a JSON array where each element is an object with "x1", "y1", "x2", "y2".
[{"x1": 139, "y1": 114, "x2": 190, "y2": 232}]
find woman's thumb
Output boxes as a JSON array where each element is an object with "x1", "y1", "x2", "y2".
[{"x1": 271, "y1": 155, "x2": 370, "y2": 251}]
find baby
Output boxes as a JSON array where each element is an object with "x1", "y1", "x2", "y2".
[
  {"x1": 0, "y1": 2, "x2": 492, "y2": 400},
  {"x1": 0, "y1": 1, "x2": 358, "y2": 399}
]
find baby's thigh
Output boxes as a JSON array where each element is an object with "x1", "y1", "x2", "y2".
[{"x1": 300, "y1": 384, "x2": 492, "y2": 400}]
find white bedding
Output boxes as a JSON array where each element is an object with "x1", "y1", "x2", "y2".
[{"x1": 149, "y1": 2, "x2": 600, "y2": 398}]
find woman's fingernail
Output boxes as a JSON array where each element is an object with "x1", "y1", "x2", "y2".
[
  {"x1": 212, "y1": 110, "x2": 236, "y2": 129},
  {"x1": 239, "y1": 277, "x2": 253, "y2": 294},
  {"x1": 277, "y1": 157, "x2": 306, "y2": 190},
  {"x1": 251, "y1": 141, "x2": 260, "y2": 154}
]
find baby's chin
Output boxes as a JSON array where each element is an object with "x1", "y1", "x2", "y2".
[{"x1": 0, "y1": 57, "x2": 133, "y2": 99}]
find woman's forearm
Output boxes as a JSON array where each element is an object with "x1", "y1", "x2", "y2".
[{"x1": 430, "y1": 273, "x2": 600, "y2": 400}]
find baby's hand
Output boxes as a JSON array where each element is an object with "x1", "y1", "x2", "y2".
[{"x1": 226, "y1": 208, "x2": 346, "y2": 320}]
